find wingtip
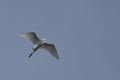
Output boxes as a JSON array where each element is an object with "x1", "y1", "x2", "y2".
[
  {"x1": 57, "y1": 58, "x2": 60, "y2": 60},
  {"x1": 18, "y1": 33, "x2": 22, "y2": 37},
  {"x1": 56, "y1": 56, "x2": 60, "y2": 60},
  {"x1": 18, "y1": 33, "x2": 24, "y2": 38}
]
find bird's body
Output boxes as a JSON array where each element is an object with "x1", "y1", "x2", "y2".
[{"x1": 19, "y1": 32, "x2": 59, "y2": 60}]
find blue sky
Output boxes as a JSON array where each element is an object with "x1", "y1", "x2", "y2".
[{"x1": 0, "y1": 0, "x2": 120, "y2": 80}]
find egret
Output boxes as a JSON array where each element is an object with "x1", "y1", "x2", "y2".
[{"x1": 19, "y1": 32, "x2": 59, "y2": 60}]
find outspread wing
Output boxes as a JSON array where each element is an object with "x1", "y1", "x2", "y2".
[
  {"x1": 19, "y1": 32, "x2": 41, "y2": 44},
  {"x1": 41, "y1": 43, "x2": 59, "y2": 60}
]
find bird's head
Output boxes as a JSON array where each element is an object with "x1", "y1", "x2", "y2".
[{"x1": 41, "y1": 39, "x2": 46, "y2": 43}]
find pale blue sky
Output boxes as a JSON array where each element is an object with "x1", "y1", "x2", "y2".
[{"x1": 0, "y1": 0, "x2": 120, "y2": 80}]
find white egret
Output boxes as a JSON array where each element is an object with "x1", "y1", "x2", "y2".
[{"x1": 19, "y1": 32, "x2": 59, "y2": 60}]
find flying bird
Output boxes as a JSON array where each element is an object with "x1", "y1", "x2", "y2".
[{"x1": 19, "y1": 32, "x2": 59, "y2": 60}]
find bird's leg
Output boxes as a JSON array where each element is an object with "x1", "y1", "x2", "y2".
[
  {"x1": 29, "y1": 44, "x2": 41, "y2": 58},
  {"x1": 28, "y1": 47, "x2": 37, "y2": 58},
  {"x1": 29, "y1": 51, "x2": 34, "y2": 58}
]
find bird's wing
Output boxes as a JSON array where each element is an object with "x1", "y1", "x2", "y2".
[
  {"x1": 19, "y1": 32, "x2": 41, "y2": 44},
  {"x1": 41, "y1": 43, "x2": 60, "y2": 60}
]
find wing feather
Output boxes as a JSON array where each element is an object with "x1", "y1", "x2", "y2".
[
  {"x1": 19, "y1": 32, "x2": 41, "y2": 44},
  {"x1": 41, "y1": 43, "x2": 59, "y2": 60}
]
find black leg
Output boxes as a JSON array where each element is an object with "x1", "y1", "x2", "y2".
[
  {"x1": 29, "y1": 53, "x2": 33, "y2": 58},
  {"x1": 28, "y1": 49, "x2": 37, "y2": 58}
]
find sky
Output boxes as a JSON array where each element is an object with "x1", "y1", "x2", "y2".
[{"x1": 0, "y1": 0, "x2": 119, "y2": 80}]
